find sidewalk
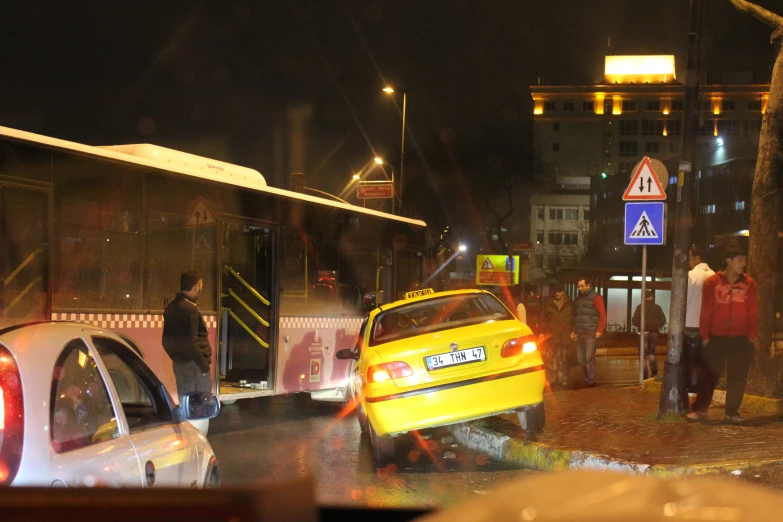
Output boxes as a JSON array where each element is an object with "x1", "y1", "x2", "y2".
[{"x1": 448, "y1": 387, "x2": 783, "y2": 476}]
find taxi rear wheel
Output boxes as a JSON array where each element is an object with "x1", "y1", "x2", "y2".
[
  {"x1": 357, "y1": 403, "x2": 370, "y2": 435},
  {"x1": 517, "y1": 403, "x2": 545, "y2": 433},
  {"x1": 369, "y1": 421, "x2": 395, "y2": 462}
]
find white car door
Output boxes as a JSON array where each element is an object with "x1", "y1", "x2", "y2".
[
  {"x1": 90, "y1": 335, "x2": 201, "y2": 488},
  {"x1": 48, "y1": 338, "x2": 143, "y2": 487}
]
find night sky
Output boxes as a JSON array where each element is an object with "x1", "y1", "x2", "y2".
[{"x1": 0, "y1": 1, "x2": 778, "y2": 221}]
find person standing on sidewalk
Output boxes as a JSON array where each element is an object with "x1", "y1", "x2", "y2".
[
  {"x1": 571, "y1": 278, "x2": 606, "y2": 388},
  {"x1": 540, "y1": 282, "x2": 574, "y2": 387},
  {"x1": 632, "y1": 290, "x2": 667, "y2": 379},
  {"x1": 685, "y1": 246, "x2": 715, "y2": 393},
  {"x1": 686, "y1": 245, "x2": 757, "y2": 423}
]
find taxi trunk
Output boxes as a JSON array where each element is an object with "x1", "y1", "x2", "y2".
[{"x1": 364, "y1": 319, "x2": 544, "y2": 436}]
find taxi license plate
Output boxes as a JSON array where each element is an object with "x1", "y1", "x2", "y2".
[{"x1": 426, "y1": 347, "x2": 486, "y2": 371}]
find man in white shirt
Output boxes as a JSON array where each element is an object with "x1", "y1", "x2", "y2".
[{"x1": 685, "y1": 246, "x2": 715, "y2": 393}]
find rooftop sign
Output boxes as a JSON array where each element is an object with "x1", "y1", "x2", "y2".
[{"x1": 604, "y1": 55, "x2": 676, "y2": 84}]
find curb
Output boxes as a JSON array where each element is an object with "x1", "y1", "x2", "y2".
[
  {"x1": 641, "y1": 380, "x2": 783, "y2": 416},
  {"x1": 595, "y1": 346, "x2": 667, "y2": 357},
  {"x1": 448, "y1": 419, "x2": 782, "y2": 477}
]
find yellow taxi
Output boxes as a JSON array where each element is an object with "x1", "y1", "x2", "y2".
[{"x1": 337, "y1": 288, "x2": 545, "y2": 463}]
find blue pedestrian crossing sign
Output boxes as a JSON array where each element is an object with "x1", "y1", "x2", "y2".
[{"x1": 624, "y1": 202, "x2": 665, "y2": 245}]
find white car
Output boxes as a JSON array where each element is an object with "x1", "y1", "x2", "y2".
[{"x1": 0, "y1": 322, "x2": 220, "y2": 488}]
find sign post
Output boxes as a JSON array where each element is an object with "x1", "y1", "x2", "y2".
[{"x1": 623, "y1": 156, "x2": 667, "y2": 386}]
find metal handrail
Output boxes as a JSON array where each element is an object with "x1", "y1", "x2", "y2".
[
  {"x1": 226, "y1": 309, "x2": 269, "y2": 348},
  {"x1": 229, "y1": 289, "x2": 270, "y2": 327},
  {"x1": 4, "y1": 246, "x2": 44, "y2": 287},
  {"x1": 5, "y1": 276, "x2": 42, "y2": 314},
  {"x1": 227, "y1": 267, "x2": 271, "y2": 307}
]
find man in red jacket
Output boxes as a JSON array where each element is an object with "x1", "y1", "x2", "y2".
[{"x1": 686, "y1": 245, "x2": 757, "y2": 423}]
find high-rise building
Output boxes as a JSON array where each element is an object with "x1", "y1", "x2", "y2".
[
  {"x1": 530, "y1": 55, "x2": 767, "y2": 269},
  {"x1": 527, "y1": 55, "x2": 769, "y2": 331}
]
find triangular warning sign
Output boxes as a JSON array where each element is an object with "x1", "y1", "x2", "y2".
[
  {"x1": 184, "y1": 197, "x2": 217, "y2": 228},
  {"x1": 629, "y1": 211, "x2": 659, "y2": 238},
  {"x1": 193, "y1": 234, "x2": 214, "y2": 256},
  {"x1": 481, "y1": 258, "x2": 494, "y2": 270},
  {"x1": 623, "y1": 157, "x2": 666, "y2": 201}
]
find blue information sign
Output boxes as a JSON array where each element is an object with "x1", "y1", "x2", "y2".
[{"x1": 624, "y1": 202, "x2": 665, "y2": 245}]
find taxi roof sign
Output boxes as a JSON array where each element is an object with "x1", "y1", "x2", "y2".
[{"x1": 405, "y1": 288, "x2": 434, "y2": 299}]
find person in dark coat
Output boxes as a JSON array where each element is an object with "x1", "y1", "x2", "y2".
[
  {"x1": 162, "y1": 270, "x2": 213, "y2": 402},
  {"x1": 632, "y1": 290, "x2": 667, "y2": 378},
  {"x1": 539, "y1": 282, "x2": 574, "y2": 387}
]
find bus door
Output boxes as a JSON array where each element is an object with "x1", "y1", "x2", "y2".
[
  {"x1": 219, "y1": 221, "x2": 277, "y2": 389},
  {"x1": 0, "y1": 185, "x2": 50, "y2": 325}
]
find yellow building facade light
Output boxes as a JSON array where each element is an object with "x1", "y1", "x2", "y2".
[
  {"x1": 533, "y1": 98, "x2": 544, "y2": 115},
  {"x1": 595, "y1": 93, "x2": 605, "y2": 114},
  {"x1": 604, "y1": 55, "x2": 676, "y2": 83},
  {"x1": 612, "y1": 96, "x2": 622, "y2": 115}
]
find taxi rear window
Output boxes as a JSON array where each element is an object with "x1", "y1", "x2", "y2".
[{"x1": 370, "y1": 293, "x2": 514, "y2": 346}]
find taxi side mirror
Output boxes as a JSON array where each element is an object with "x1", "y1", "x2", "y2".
[
  {"x1": 180, "y1": 392, "x2": 221, "y2": 421},
  {"x1": 336, "y1": 349, "x2": 359, "y2": 361}
]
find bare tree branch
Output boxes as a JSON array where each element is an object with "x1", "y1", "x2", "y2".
[{"x1": 730, "y1": 0, "x2": 783, "y2": 29}]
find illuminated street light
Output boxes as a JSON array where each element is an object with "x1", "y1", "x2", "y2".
[
  {"x1": 382, "y1": 86, "x2": 407, "y2": 215},
  {"x1": 459, "y1": 244, "x2": 467, "y2": 252},
  {"x1": 716, "y1": 137, "x2": 724, "y2": 147},
  {"x1": 352, "y1": 174, "x2": 360, "y2": 180},
  {"x1": 374, "y1": 156, "x2": 384, "y2": 165}
]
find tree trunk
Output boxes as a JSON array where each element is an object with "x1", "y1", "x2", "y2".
[{"x1": 747, "y1": 34, "x2": 783, "y2": 396}]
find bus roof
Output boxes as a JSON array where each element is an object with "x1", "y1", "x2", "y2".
[{"x1": 0, "y1": 125, "x2": 427, "y2": 228}]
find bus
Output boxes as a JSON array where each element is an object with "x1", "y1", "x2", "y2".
[{"x1": 0, "y1": 125, "x2": 429, "y2": 404}]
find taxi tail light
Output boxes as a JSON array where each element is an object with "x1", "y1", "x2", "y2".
[
  {"x1": 0, "y1": 346, "x2": 23, "y2": 486},
  {"x1": 368, "y1": 362, "x2": 413, "y2": 383},
  {"x1": 501, "y1": 335, "x2": 537, "y2": 357}
]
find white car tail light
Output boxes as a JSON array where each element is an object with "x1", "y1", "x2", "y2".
[{"x1": 0, "y1": 346, "x2": 23, "y2": 485}]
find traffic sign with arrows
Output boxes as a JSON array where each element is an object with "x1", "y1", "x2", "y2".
[{"x1": 623, "y1": 156, "x2": 667, "y2": 201}]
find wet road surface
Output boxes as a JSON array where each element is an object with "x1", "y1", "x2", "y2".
[{"x1": 207, "y1": 394, "x2": 536, "y2": 508}]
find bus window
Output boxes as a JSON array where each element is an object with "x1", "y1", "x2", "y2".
[
  {"x1": 54, "y1": 156, "x2": 142, "y2": 311},
  {"x1": 144, "y1": 174, "x2": 218, "y2": 312},
  {"x1": 0, "y1": 141, "x2": 52, "y2": 183},
  {"x1": 0, "y1": 187, "x2": 49, "y2": 321},
  {"x1": 281, "y1": 228, "x2": 308, "y2": 297}
]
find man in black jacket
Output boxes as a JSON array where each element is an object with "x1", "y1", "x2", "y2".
[
  {"x1": 632, "y1": 290, "x2": 667, "y2": 378},
  {"x1": 163, "y1": 271, "x2": 213, "y2": 401}
]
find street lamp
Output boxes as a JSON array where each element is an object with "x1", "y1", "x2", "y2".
[
  {"x1": 352, "y1": 174, "x2": 361, "y2": 180},
  {"x1": 371, "y1": 157, "x2": 395, "y2": 214},
  {"x1": 382, "y1": 86, "x2": 407, "y2": 215}
]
